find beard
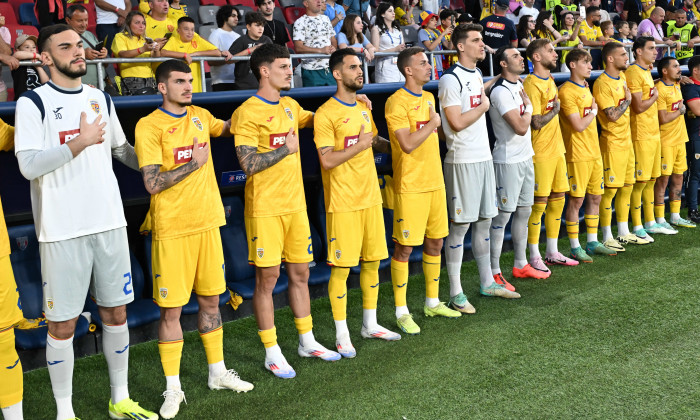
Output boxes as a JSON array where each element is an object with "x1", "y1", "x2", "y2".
[
  {"x1": 55, "y1": 58, "x2": 87, "y2": 79},
  {"x1": 342, "y1": 78, "x2": 363, "y2": 92},
  {"x1": 543, "y1": 59, "x2": 556, "y2": 71},
  {"x1": 592, "y1": 20, "x2": 601, "y2": 26}
]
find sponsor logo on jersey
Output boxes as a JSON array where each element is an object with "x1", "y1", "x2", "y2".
[
  {"x1": 617, "y1": 98, "x2": 625, "y2": 106},
  {"x1": 486, "y1": 21, "x2": 505, "y2": 30},
  {"x1": 649, "y1": 87, "x2": 656, "y2": 98},
  {"x1": 470, "y1": 95, "x2": 481, "y2": 108},
  {"x1": 361, "y1": 111, "x2": 371, "y2": 124},
  {"x1": 59, "y1": 129, "x2": 81, "y2": 145},
  {"x1": 173, "y1": 143, "x2": 207, "y2": 163},
  {"x1": 192, "y1": 117, "x2": 203, "y2": 131},
  {"x1": 159, "y1": 288, "x2": 168, "y2": 299},
  {"x1": 90, "y1": 100, "x2": 100, "y2": 114},
  {"x1": 335, "y1": 249, "x2": 342, "y2": 259},
  {"x1": 671, "y1": 100, "x2": 681, "y2": 111},
  {"x1": 402, "y1": 230, "x2": 409, "y2": 239},
  {"x1": 519, "y1": 104, "x2": 525, "y2": 115},
  {"x1": 46, "y1": 298, "x2": 53, "y2": 310},
  {"x1": 416, "y1": 121, "x2": 438, "y2": 133},
  {"x1": 534, "y1": 182, "x2": 538, "y2": 191},
  {"x1": 583, "y1": 106, "x2": 592, "y2": 117},
  {"x1": 284, "y1": 107, "x2": 294, "y2": 120},
  {"x1": 257, "y1": 248, "x2": 264, "y2": 258},
  {"x1": 16, "y1": 236, "x2": 28, "y2": 251},
  {"x1": 546, "y1": 98, "x2": 555, "y2": 111},
  {"x1": 269, "y1": 133, "x2": 287, "y2": 148},
  {"x1": 344, "y1": 135, "x2": 359, "y2": 148}
]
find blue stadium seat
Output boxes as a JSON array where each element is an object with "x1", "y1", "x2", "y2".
[
  {"x1": 18, "y1": 3, "x2": 39, "y2": 28},
  {"x1": 220, "y1": 196, "x2": 289, "y2": 299},
  {"x1": 8, "y1": 225, "x2": 89, "y2": 350}
]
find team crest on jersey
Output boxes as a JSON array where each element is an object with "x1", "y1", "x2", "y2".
[
  {"x1": 572, "y1": 184, "x2": 577, "y2": 191},
  {"x1": 159, "y1": 288, "x2": 168, "y2": 299},
  {"x1": 90, "y1": 100, "x2": 100, "y2": 114},
  {"x1": 695, "y1": 153, "x2": 700, "y2": 160},
  {"x1": 637, "y1": 169, "x2": 643, "y2": 176},
  {"x1": 609, "y1": 176, "x2": 615, "y2": 183},
  {"x1": 192, "y1": 117, "x2": 203, "y2": 131},
  {"x1": 456, "y1": 208, "x2": 462, "y2": 215},
  {"x1": 502, "y1": 197, "x2": 508, "y2": 205},
  {"x1": 191, "y1": 40, "x2": 198, "y2": 49},
  {"x1": 257, "y1": 248, "x2": 264, "y2": 258},
  {"x1": 167, "y1": 25, "x2": 174, "y2": 32},
  {"x1": 335, "y1": 249, "x2": 342, "y2": 260},
  {"x1": 46, "y1": 299, "x2": 54, "y2": 310},
  {"x1": 16, "y1": 236, "x2": 28, "y2": 251},
  {"x1": 225, "y1": 206, "x2": 231, "y2": 218},
  {"x1": 284, "y1": 107, "x2": 294, "y2": 120},
  {"x1": 662, "y1": 163, "x2": 668, "y2": 171},
  {"x1": 361, "y1": 111, "x2": 370, "y2": 124},
  {"x1": 402, "y1": 230, "x2": 409, "y2": 239}
]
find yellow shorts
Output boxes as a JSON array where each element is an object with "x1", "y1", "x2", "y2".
[
  {"x1": 603, "y1": 148, "x2": 636, "y2": 188},
  {"x1": 326, "y1": 204, "x2": 388, "y2": 267},
  {"x1": 634, "y1": 140, "x2": 661, "y2": 181},
  {"x1": 152, "y1": 228, "x2": 226, "y2": 308},
  {"x1": 392, "y1": 189, "x2": 449, "y2": 246},
  {"x1": 534, "y1": 155, "x2": 569, "y2": 197},
  {"x1": 567, "y1": 159, "x2": 604, "y2": 198},
  {"x1": 0, "y1": 255, "x2": 22, "y2": 329},
  {"x1": 660, "y1": 144, "x2": 688, "y2": 176},
  {"x1": 245, "y1": 210, "x2": 313, "y2": 268}
]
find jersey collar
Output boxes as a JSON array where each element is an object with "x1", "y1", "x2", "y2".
[
  {"x1": 401, "y1": 86, "x2": 422, "y2": 97},
  {"x1": 602, "y1": 71, "x2": 619, "y2": 80},
  {"x1": 691, "y1": 77, "x2": 700, "y2": 86},
  {"x1": 254, "y1": 94, "x2": 279, "y2": 105},
  {"x1": 332, "y1": 96, "x2": 356, "y2": 107},
  {"x1": 158, "y1": 107, "x2": 187, "y2": 118},
  {"x1": 566, "y1": 79, "x2": 587, "y2": 88},
  {"x1": 48, "y1": 81, "x2": 83, "y2": 94},
  {"x1": 632, "y1": 63, "x2": 651, "y2": 71},
  {"x1": 455, "y1": 62, "x2": 476, "y2": 73}
]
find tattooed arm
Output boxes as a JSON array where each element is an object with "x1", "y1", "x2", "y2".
[
  {"x1": 235, "y1": 127, "x2": 299, "y2": 176},
  {"x1": 531, "y1": 98, "x2": 561, "y2": 130},
  {"x1": 602, "y1": 100, "x2": 631, "y2": 122},
  {"x1": 141, "y1": 138, "x2": 209, "y2": 195},
  {"x1": 372, "y1": 136, "x2": 391, "y2": 154}
]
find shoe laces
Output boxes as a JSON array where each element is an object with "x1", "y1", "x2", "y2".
[
  {"x1": 219, "y1": 369, "x2": 243, "y2": 383},
  {"x1": 162, "y1": 389, "x2": 186, "y2": 405}
]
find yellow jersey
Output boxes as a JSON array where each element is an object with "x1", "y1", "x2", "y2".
[
  {"x1": 231, "y1": 95, "x2": 313, "y2": 218},
  {"x1": 480, "y1": 0, "x2": 493, "y2": 20},
  {"x1": 578, "y1": 21, "x2": 602, "y2": 41},
  {"x1": 162, "y1": 33, "x2": 217, "y2": 93},
  {"x1": 0, "y1": 118, "x2": 14, "y2": 257},
  {"x1": 523, "y1": 73, "x2": 565, "y2": 162},
  {"x1": 559, "y1": 80, "x2": 600, "y2": 162},
  {"x1": 168, "y1": 6, "x2": 187, "y2": 20},
  {"x1": 593, "y1": 71, "x2": 631, "y2": 152},
  {"x1": 625, "y1": 63, "x2": 660, "y2": 143},
  {"x1": 385, "y1": 87, "x2": 444, "y2": 194},
  {"x1": 111, "y1": 32, "x2": 155, "y2": 79},
  {"x1": 145, "y1": 15, "x2": 178, "y2": 39},
  {"x1": 314, "y1": 96, "x2": 381, "y2": 213},
  {"x1": 656, "y1": 80, "x2": 689, "y2": 146},
  {"x1": 139, "y1": 0, "x2": 149, "y2": 14},
  {"x1": 641, "y1": 0, "x2": 654, "y2": 19},
  {"x1": 135, "y1": 106, "x2": 225, "y2": 240}
]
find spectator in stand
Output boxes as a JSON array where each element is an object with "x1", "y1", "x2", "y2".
[
  {"x1": 480, "y1": 0, "x2": 494, "y2": 20},
  {"x1": 591, "y1": 0, "x2": 612, "y2": 22},
  {"x1": 506, "y1": 0, "x2": 523, "y2": 23},
  {"x1": 229, "y1": 12, "x2": 272, "y2": 90},
  {"x1": 457, "y1": 12, "x2": 475, "y2": 24},
  {"x1": 418, "y1": 11, "x2": 451, "y2": 78},
  {"x1": 66, "y1": 4, "x2": 108, "y2": 88},
  {"x1": 168, "y1": 0, "x2": 187, "y2": 20},
  {"x1": 614, "y1": 20, "x2": 634, "y2": 43},
  {"x1": 638, "y1": 6, "x2": 677, "y2": 59},
  {"x1": 257, "y1": 0, "x2": 291, "y2": 47},
  {"x1": 480, "y1": 0, "x2": 517, "y2": 75},
  {"x1": 396, "y1": 0, "x2": 421, "y2": 28},
  {"x1": 161, "y1": 16, "x2": 225, "y2": 92},
  {"x1": 344, "y1": 0, "x2": 371, "y2": 21},
  {"x1": 34, "y1": 0, "x2": 67, "y2": 27},
  {"x1": 664, "y1": 8, "x2": 699, "y2": 64},
  {"x1": 551, "y1": 0, "x2": 576, "y2": 29},
  {"x1": 94, "y1": 0, "x2": 129, "y2": 52},
  {"x1": 371, "y1": 2, "x2": 406, "y2": 83},
  {"x1": 326, "y1": 0, "x2": 346, "y2": 34},
  {"x1": 679, "y1": 0, "x2": 697, "y2": 25},
  {"x1": 641, "y1": 0, "x2": 657, "y2": 20},
  {"x1": 437, "y1": 10, "x2": 457, "y2": 69},
  {"x1": 337, "y1": 14, "x2": 376, "y2": 60},
  {"x1": 146, "y1": 0, "x2": 178, "y2": 41},
  {"x1": 517, "y1": 14, "x2": 536, "y2": 47},
  {"x1": 112, "y1": 10, "x2": 160, "y2": 95},
  {"x1": 294, "y1": 0, "x2": 337, "y2": 86},
  {"x1": 600, "y1": 20, "x2": 616, "y2": 40},
  {"x1": 622, "y1": 0, "x2": 642, "y2": 25},
  {"x1": 534, "y1": 11, "x2": 565, "y2": 45},
  {"x1": 208, "y1": 6, "x2": 240, "y2": 91},
  {"x1": 11, "y1": 35, "x2": 48, "y2": 98},
  {"x1": 578, "y1": 5, "x2": 605, "y2": 68},
  {"x1": 518, "y1": 0, "x2": 538, "y2": 20},
  {"x1": 558, "y1": 11, "x2": 582, "y2": 72},
  {"x1": 630, "y1": 21, "x2": 639, "y2": 38}
]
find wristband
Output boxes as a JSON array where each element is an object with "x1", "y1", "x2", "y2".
[
  {"x1": 32, "y1": 52, "x2": 36, "y2": 59},
  {"x1": 525, "y1": 104, "x2": 533, "y2": 114},
  {"x1": 184, "y1": 53, "x2": 188, "y2": 60},
  {"x1": 591, "y1": 108, "x2": 598, "y2": 116},
  {"x1": 115, "y1": 7, "x2": 120, "y2": 13},
  {"x1": 360, "y1": 47, "x2": 364, "y2": 53},
  {"x1": 247, "y1": 48, "x2": 251, "y2": 55},
  {"x1": 137, "y1": 47, "x2": 141, "y2": 54}
]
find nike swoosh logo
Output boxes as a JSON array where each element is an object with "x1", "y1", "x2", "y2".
[
  {"x1": 6, "y1": 358, "x2": 19, "y2": 369},
  {"x1": 449, "y1": 244, "x2": 462, "y2": 249},
  {"x1": 370, "y1": 283, "x2": 379, "y2": 288},
  {"x1": 337, "y1": 293, "x2": 346, "y2": 299},
  {"x1": 397, "y1": 282, "x2": 407, "y2": 288},
  {"x1": 396, "y1": 219, "x2": 404, "y2": 222},
  {"x1": 433, "y1": 278, "x2": 439, "y2": 282},
  {"x1": 116, "y1": 344, "x2": 129, "y2": 354},
  {"x1": 48, "y1": 360, "x2": 64, "y2": 366}
]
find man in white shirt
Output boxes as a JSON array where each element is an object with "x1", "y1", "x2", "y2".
[
  {"x1": 94, "y1": 0, "x2": 128, "y2": 52},
  {"x1": 293, "y1": 0, "x2": 337, "y2": 86},
  {"x1": 440, "y1": 24, "x2": 520, "y2": 317},
  {"x1": 14, "y1": 25, "x2": 157, "y2": 420},
  {"x1": 208, "y1": 5, "x2": 241, "y2": 91}
]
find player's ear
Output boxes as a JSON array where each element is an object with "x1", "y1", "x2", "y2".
[
  {"x1": 157, "y1": 81, "x2": 167, "y2": 95},
  {"x1": 41, "y1": 51, "x2": 52, "y2": 66},
  {"x1": 260, "y1": 64, "x2": 270, "y2": 79}
]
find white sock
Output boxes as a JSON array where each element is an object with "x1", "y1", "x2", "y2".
[
  {"x1": 102, "y1": 323, "x2": 129, "y2": 404},
  {"x1": 632, "y1": 224, "x2": 643, "y2": 233},
  {"x1": 1, "y1": 401, "x2": 23, "y2": 420},
  {"x1": 512, "y1": 206, "x2": 531, "y2": 269},
  {"x1": 644, "y1": 221, "x2": 655, "y2": 229},
  {"x1": 47, "y1": 334, "x2": 75, "y2": 420},
  {"x1": 545, "y1": 237, "x2": 559, "y2": 255},
  {"x1": 656, "y1": 217, "x2": 666, "y2": 224},
  {"x1": 208, "y1": 360, "x2": 226, "y2": 378},
  {"x1": 586, "y1": 232, "x2": 598, "y2": 243},
  {"x1": 602, "y1": 225, "x2": 613, "y2": 242},
  {"x1": 618, "y1": 222, "x2": 630, "y2": 237},
  {"x1": 670, "y1": 212, "x2": 680, "y2": 222},
  {"x1": 528, "y1": 243, "x2": 541, "y2": 260},
  {"x1": 334, "y1": 319, "x2": 350, "y2": 338},
  {"x1": 362, "y1": 309, "x2": 376, "y2": 329},
  {"x1": 299, "y1": 330, "x2": 315, "y2": 348},
  {"x1": 472, "y1": 219, "x2": 494, "y2": 288},
  {"x1": 569, "y1": 237, "x2": 580, "y2": 249},
  {"x1": 424, "y1": 297, "x2": 440, "y2": 308},
  {"x1": 165, "y1": 375, "x2": 181, "y2": 390},
  {"x1": 445, "y1": 222, "x2": 470, "y2": 297},
  {"x1": 395, "y1": 305, "x2": 409, "y2": 318},
  {"x1": 489, "y1": 211, "x2": 511, "y2": 275}
]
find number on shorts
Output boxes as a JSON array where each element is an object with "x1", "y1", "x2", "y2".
[
  {"x1": 307, "y1": 236, "x2": 313, "y2": 255},
  {"x1": 16, "y1": 287, "x2": 21, "y2": 311},
  {"x1": 123, "y1": 273, "x2": 133, "y2": 295}
]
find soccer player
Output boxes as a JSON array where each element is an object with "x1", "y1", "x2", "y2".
[
  {"x1": 559, "y1": 49, "x2": 617, "y2": 262},
  {"x1": 441, "y1": 23, "x2": 520, "y2": 315},
  {"x1": 314, "y1": 48, "x2": 401, "y2": 354},
  {"x1": 231, "y1": 43, "x2": 340, "y2": 379},
  {"x1": 626, "y1": 36, "x2": 677, "y2": 241},
  {"x1": 0, "y1": 119, "x2": 23, "y2": 420},
  {"x1": 523, "y1": 38, "x2": 578, "y2": 273},
  {"x1": 488, "y1": 46, "x2": 548, "y2": 282},
  {"x1": 384, "y1": 47, "x2": 460, "y2": 336},
  {"x1": 593, "y1": 42, "x2": 648, "y2": 249},
  {"x1": 654, "y1": 57, "x2": 696, "y2": 228},
  {"x1": 681, "y1": 56, "x2": 700, "y2": 224},
  {"x1": 135, "y1": 59, "x2": 253, "y2": 419},
  {"x1": 14, "y1": 25, "x2": 156, "y2": 420}
]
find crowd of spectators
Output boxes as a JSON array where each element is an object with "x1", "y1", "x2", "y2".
[{"x1": 1, "y1": 0, "x2": 700, "y2": 99}]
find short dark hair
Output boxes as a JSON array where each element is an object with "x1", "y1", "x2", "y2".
[
  {"x1": 38, "y1": 24, "x2": 74, "y2": 53},
  {"x1": 329, "y1": 48, "x2": 358, "y2": 72},
  {"x1": 397, "y1": 46, "x2": 425, "y2": 77},
  {"x1": 155, "y1": 59, "x2": 191, "y2": 84},
  {"x1": 255, "y1": 0, "x2": 269, "y2": 6},
  {"x1": 632, "y1": 36, "x2": 654, "y2": 58},
  {"x1": 601, "y1": 41, "x2": 624, "y2": 62},
  {"x1": 245, "y1": 11, "x2": 266, "y2": 26},
  {"x1": 451, "y1": 23, "x2": 483, "y2": 48},
  {"x1": 439, "y1": 9, "x2": 455, "y2": 21},
  {"x1": 657, "y1": 55, "x2": 677, "y2": 74},
  {"x1": 614, "y1": 20, "x2": 628, "y2": 31},
  {"x1": 565, "y1": 48, "x2": 591, "y2": 70},
  {"x1": 688, "y1": 56, "x2": 700, "y2": 74},
  {"x1": 494, "y1": 45, "x2": 513, "y2": 67},
  {"x1": 526, "y1": 38, "x2": 550, "y2": 61},
  {"x1": 586, "y1": 5, "x2": 600, "y2": 15},
  {"x1": 250, "y1": 43, "x2": 289, "y2": 81},
  {"x1": 216, "y1": 5, "x2": 239, "y2": 28},
  {"x1": 66, "y1": 4, "x2": 88, "y2": 18},
  {"x1": 177, "y1": 16, "x2": 195, "y2": 26}
]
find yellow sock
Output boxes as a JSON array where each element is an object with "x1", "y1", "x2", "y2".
[
  {"x1": 654, "y1": 203, "x2": 665, "y2": 219},
  {"x1": 565, "y1": 221, "x2": 579, "y2": 239},
  {"x1": 528, "y1": 201, "x2": 547, "y2": 244},
  {"x1": 642, "y1": 179, "x2": 656, "y2": 224},
  {"x1": 670, "y1": 199, "x2": 681, "y2": 214},
  {"x1": 615, "y1": 185, "x2": 633, "y2": 223},
  {"x1": 294, "y1": 315, "x2": 313, "y2": 335},
  {"x1": 158, "y1": 339, "x2": 184, "y2": 377},
  {"x1": 545, "y1": 196, "x2": 565, "y2": 239},
  {"x1": 199, "y1": 326, "x2": 224, "y2": 365},
  {"x1": 390, "y1": 258, "x2": 409, "y2": 307},
  {"x1": 631, "y1": 182, "x2": 646, "y2": 227},
  {"x1": 360, "y1": 261, "x2": 380, "y2": 310},
  {"x1": 257, "y1": 327, "x2": 277, "y2": 348},
  {"x1": 584, "y1": 214, "x2": 599, "y2": 235},
  {"x1": 422, "y1": 253, "x2": 441, "y2": 300},
  {"x1": 328, "y1": 266, "x2": 350, "y2": 320},
  {"x1": 600, "y1": 188, "x2": 617, "y2": 227},
  {"x1": 0, "y1": 328, "x2": 22, "y2": 407}
]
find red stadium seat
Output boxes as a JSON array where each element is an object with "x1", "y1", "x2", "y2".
[
  {"x1": 282, "y1": 6, "x2": 304, "y2": 25},
  {"x1": 200, "y1": 0, "x2": 228, "y2": 6},
  {"x1": 0, "y1": 3, "x2": 19, "y2": 25},
  {"x1": 450, "y1": 0, "x2": 465, "y2": 10},
  {"x1": 5, "y1": 24, "x2": 39, "y2": 48},
  {"x1": 9, "y1": 0, "x2": 32, "y2": 19},
  {"x1": 229, "y1": 0, "x2": 257, "y2": 7}
]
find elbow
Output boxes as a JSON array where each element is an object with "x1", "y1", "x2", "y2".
[
  {"x1": 18, "y1": 167, "x2": 38, "y2": 182},
  {"x1": 515, "y1": 126, "x2": 529, "y2": 136}
]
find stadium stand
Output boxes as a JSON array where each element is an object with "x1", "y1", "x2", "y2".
[
  {"x1": 278, "y1": 0, "x2": 303, "y2": 8},
  {"x1": 400, "y1": 25, "x2": 419, "y2": 48},
  {"x1": 200, "y1": 0, "x2": 228, "y2": 6},
  {"x1": 9, "y1": 0, "x2": 33, "y2": 19},
  {"x1": 5, "y1": 24, "x2": 39, "y2": 49},
  {"x1": 283, "y1": 6, "x2": 305, "y2": 24},
  {"x1": 198, "y1": 5, "x2": 220, "y2": 25},
  {"x1": 0, "y1": 3, "x2": 19, "y2": 25},
  {"x1": 17, "y1": 2, "x2": 38, "y2": 28}
]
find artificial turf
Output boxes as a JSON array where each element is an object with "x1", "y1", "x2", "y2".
[{"x1": 22, "y1": 225, "x2": 700, "y2": 419}]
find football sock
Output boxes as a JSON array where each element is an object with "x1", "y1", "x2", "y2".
[
  {"x1": 422, "y1": 253, "x2": 441, "y2": 308},
  {"x1": 654, "y1": 202, "x2": 665, "y2": 222},
  {"x1": 670, "y1": 199, "x2": 681, "y2": 222},
  {"x1": 445, "y1": 222, "x2": 469, "y2": 297},
  {"x1": 47, "y1": 332, "x2": 74, "y2": 420},
  {"x1": 1, "y1": 401, "x2": 22, "y2": 420},
  {"x1": 512, "y1": 206, "x2": 531, "y2": 268},
  {"x1": 472, "y1": 219, "x2": 493, "y2": 288},
  {"x1": 0, "y1": 328, "x2": 22, "y2": 415},
  {"x1": 362, "y1": 308, "x2": 377, "y2": 330},
  {"x1": 566, "y1": 220, "x2": 580, "y2": 249},
  {"x1": 294, "y1": 315, "x2": 315, "y2": 347},
  {"x1": 545, "y1": 196, "x2": 565, "y2": 255},
  {"x1": 360, "y1": 261, "x2": 379, "y2": 310},
  {"x1": 257, "y1": 327, "x2": 277, "y2": 348},
  {"x1": 390, "y1": 258, "x2": 408, "y2": 311},
  {"x1": 642, "y1": 179, "x2": 656, "y2": 226},
  {"x1": 600, "y1": 188, "x2": 616, "y2": 239},
  {"x1": 602, "y1": 225, "x2": 613, "y2": 242},
  {"x1": 200, "y1": 326, "x2": 225, "y2": 377},
  {"x1": 329, "y1": 267, "x2": 350, "y2": 321},
  {"x1": 527, "y1": 201, "x2": 547, "y2": 258},
  {"x1": 631, "y1": 182, "x2": 646, "y2": 229},
  {"x1": 616, "y1": 185, "x2": 633, "y2": 236},
  {"x1": 489, "y1": 211, "x2": 512, "y2": 274},
  {"x1": 102, "y1": 322, "x2": 129, "y2": 404},
  {"x1": 334, "y1": 320, "x2": 349, "y2": 338},
  {"x1": 585, "y1": 214, "x2": 599, "y2": 243},
  {"x1": 158, "y1": 339, "x2": 183, "y2": 390}
]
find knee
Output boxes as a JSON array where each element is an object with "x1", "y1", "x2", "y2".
[
  {"x1": 48, "y1": 318, "x2": 78, "y2": 339},
  {"x1": 197, "y1": 295, "x2": 219, "y2": 313},
  {"x1": 99, "y1": 305, "x2": 127, "y2": 325},
  {"x1": 255, "y1": 267, "x2": 280, "y2": 295},
  {"x1": 393, "y1": 243, "x2": 413, "y2": 261},
  {"x1": 160, "y1": 307, "x2": 182, "y2": 324},
  {"x1": 423, "y1": 238, "x2": 443, "y2": 256}
]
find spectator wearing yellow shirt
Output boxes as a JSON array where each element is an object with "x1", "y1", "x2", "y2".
[
  {"x1": 160, "y1": 17, "x2": 228, "y2": 92},
  {"x1": 145, "y1": 0, "x2": 178, "y2": 42},
  {"x1": 578, "y1": 5, "x2": 604, "y2": 69},
  {"x1": 112, "y1": 11, "x2": 160, "y2": 95}
]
